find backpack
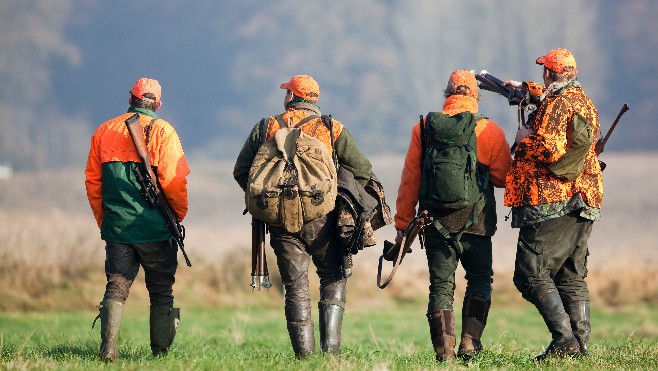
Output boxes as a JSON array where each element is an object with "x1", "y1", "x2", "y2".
[
  {"x1": 246, "y1": 114, "x2": 338, "y2": 233},
  {"x1": 546, "y1": 96, "x2": 594, "y2": 181},
  {"x1": 418, "y1": 111, "x2": 488, "y2": 251}
]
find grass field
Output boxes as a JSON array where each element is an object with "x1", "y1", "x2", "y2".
[{"x1": 1, "y1": 303, "x2": 657, "y2": 370}]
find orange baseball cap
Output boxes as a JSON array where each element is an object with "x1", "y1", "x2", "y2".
[
  {"x1": 536, "y1": 48, "x2": 579, "y2": 75},
  {"x1": 280, "y1": 75, "x2": 320, "y2": 101},
  {"x1": 130, "y1": 78, "x2": 162, "y2": 104},
  {"x1": 447, "y1": 70, "x2": 478, "y2": 97}
]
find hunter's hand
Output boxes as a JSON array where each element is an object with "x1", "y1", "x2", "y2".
[
  {"x1": 503, "y1": 80, "x2": 523, "y2": 89},
  {"x1": 515, "y1": 126, "x2": 533, "y2": 146},
  {"x1": 395, "y1": 229, "x2": 405, "y2": 246}
]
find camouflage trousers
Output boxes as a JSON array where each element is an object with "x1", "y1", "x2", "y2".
[
  {"x1": 513, "y1": 211, "x2": 593, "y2": 304},
  {"x1": 103, "y1": 240, "x2": 178, "y2": 307},
  {"x1": 424, "y1": 231, "x2": 493, "y2": 312}
]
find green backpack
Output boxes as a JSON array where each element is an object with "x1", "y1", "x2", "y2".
[
  {"x1": 419, "y1": 111, "x2": 488, "y2": 251},
  {"x1": 420, "y1": 111, "x2": 483, "y2": 210}
]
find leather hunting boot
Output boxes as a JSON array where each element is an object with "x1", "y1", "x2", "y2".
[
  {"x1": 565, "y1": 301, "x2": 590, "y2": 356},
  {"x1": 318, "y1": 281, "x2": 346, "y2": 355},
  {"x1": 427, "y1": 310, "x2": 456, "y2": 362},
  {"x1": 457, "y1": 295, "x2": 490, "y2": 360},
  {"x1": 98, "y1": 299, "x2": 124, "y2": 363},
  {"x1": 533, "y1": 290, "x2": 580, "y2": 361},
  {"x1": 150, "y1": 306, "x2": 180, "y2": 358},
  {"x1": 287, "y1": 321, "x2": 315, "y2": 358}
]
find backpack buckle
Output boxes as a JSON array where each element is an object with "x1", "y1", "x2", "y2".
[
  {"x1": 257, "y1": 192, "x2": 269, "y2": 209},
  {"x1": 310, "y1": 185, "x2": 324, "y2": 206},
  {"x1": 283, "y1": 187, "x2": 298, "y2": 200}
]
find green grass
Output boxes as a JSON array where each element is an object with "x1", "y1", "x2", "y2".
[{"x1": 1, "y1": 303, "x2": 657, "y2": 370}]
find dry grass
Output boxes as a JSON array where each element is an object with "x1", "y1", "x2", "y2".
[{"x1": 1, "y1": 153, "x2": 657, "y2": 312}]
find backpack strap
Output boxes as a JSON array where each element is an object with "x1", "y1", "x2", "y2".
[
  {"x1": 294, "y1": 114, "x2": 321, "y2": 129},
  {"x1": 321, "y1": 114, "x2": 338, "y2": 169},
  {"x1": 258, "y1": 117, "x2": 268, "y2": 144}
]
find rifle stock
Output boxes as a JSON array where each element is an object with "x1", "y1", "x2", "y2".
[{"x1": 124, "y1": 114, "x2": 192, "y2": 267}]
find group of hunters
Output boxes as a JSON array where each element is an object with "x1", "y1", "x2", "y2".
[{"x1": 85, "y1": 47, "x2": 602, "y2": 363}]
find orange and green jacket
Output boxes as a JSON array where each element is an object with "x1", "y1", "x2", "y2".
[
  {"x1": 504, "y1": 82, "x2": 602, "y2": 208},
  {"x1": 85, "y1": 107, "x2": 190, "y2": 244},
  {"x1": 394, "y1": 95, "x2": 512, "y2": 230},
  {"x1": 234, "y1": 102, "x2": 373, "y2": 190}
]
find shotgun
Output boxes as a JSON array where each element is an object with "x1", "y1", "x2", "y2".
[
  {"x1": 251, "y1": 218, "x2": 272, "y2": 291},
  {"x1": 124, "y1": 113, "x2": 192, "y2": 267}
]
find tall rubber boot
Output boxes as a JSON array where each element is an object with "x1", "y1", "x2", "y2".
[
  {"x1": 287, "y1": 321, "x2": 315, "y2": 358},
  {"x1": 533, "y1": 290, "x2": 580, "y2": 361},
  {"x1": 150, "y1": 306, "x2": 180, "y2": 358},
  {"x1": 427, "y1": 310, "x2": 456, "y2": 362},
  {"x1": 565, "y1": 301, "x2": 590, "y2": 356},
  {"x1": 98, "y1": 299, "x2": 124, "y2": 363},
  {"x1": 318, "y1": 282, "x2": 346, "y2": 355},
  {"x1": 457, "y1": 295, "x2": 490, "y2": 360}
]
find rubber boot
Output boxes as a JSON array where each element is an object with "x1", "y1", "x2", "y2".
[
  {"x1": 98, "y1": 299, "x2": 124, "y2": 363},
  {"x1": 427, "y1": 310, "x2": 456, "y2": 362},
  {"x1": 287, "y1": 321, "x2": 315, "y2": 358},
  {"x1": 533, "y1": 290, "x2": 581, "y2": 361},
  {"x1": 318, "y1": 281, "x2": 346, "y2": 355},
  {"x1": 150, "y1": 306, "x2": 180, "y2": 358},
  {"x1": 457, "y1": 295, "x2": 490, "y2": 360},
  {"x1": 565, "y1": 301, "x2": 590, "y2": 356}
]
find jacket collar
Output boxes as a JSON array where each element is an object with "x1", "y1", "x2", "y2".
[
  {"x1": 285, "y1": 101, "x2": 321, "y2": 115},
  {"x1": 441, "y1": 95, "x2": 478, "y2": 116}
]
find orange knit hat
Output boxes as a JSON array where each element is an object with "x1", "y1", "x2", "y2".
[
  {"x1": 130, "y1": 78, "x2": 162, "y2": 104},
  {"x1": 536, "y1": 48, "x2": 579, "y2": 75},
  {"x1": 446, "y1": 70, "x2": 478, "y2": 98},
  {"x1": 280, "y1": 75, "x2": 320, "y2": 101}
]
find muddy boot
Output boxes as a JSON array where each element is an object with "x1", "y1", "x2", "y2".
[
  {"x1": 457, "y1": 295, "x2": 490, "y2": 360},
  {"x1": 150, "y1": 306, "x2": 180, "y2": 358},
  {"x1": 97, "y1": 299, "x2": 124, "y2": 363},
  {"x1": 318, "y1": 281, "x2": 346, "y2": 355},
  {"x1": 287, "y1": 321, "x2": 315, "y2": 358},
  {"x1": 427, "y1": 310, "x2": 456, "y2": 362},
  {"x1": 565, "y1": 301, "x2": 590, "y2": 356},
  {"x1": 533, "y1": 290, "x2": 580, "y2": 361}
]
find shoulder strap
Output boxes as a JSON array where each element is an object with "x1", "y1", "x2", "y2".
[
  {"x1": 294, "y1": 114, "x2": 321, "y2": 128},
  {"x1": 144, "y1": 118, "x2": 158, "y2": 147},
  {"x1": 258, "y1": 117, "x2": 267, "y2": 145},
  {"x1": 321, "y1": 114, "x2": 338, "y2": 168}
]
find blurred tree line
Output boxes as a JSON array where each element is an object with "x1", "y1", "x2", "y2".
[{"x1": 1, "y1": 0, "x2": 655, "y2": 170}]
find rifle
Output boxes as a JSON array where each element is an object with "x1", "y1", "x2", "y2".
[
  {"x1": 250, "y1": 218, "x2": 272, "y2": 291},
  {"x1": 377, "y1": 210, "x2": 430, "y2": 289},
  {"x1": 594, "y1": 103, "x2": 630, "y2": 171},
  {"x1": 124, "y1": 113, "x2": 192, "y2": 267}
]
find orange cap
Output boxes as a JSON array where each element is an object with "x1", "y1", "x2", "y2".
[
  {"x1": 536, "y1": 48, "x2": 579, "y2": 75},
  {"x1": 130, "y1": 78, "x2": 162, "y2": 104},
  {"x1": 446, "y1": 70, "x2": 478, "y2": 97},
  {"x1": 280, "y1": 75, "x2": 320, "y2": 101}
]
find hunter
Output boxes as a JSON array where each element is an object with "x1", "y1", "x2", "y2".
[
  {"x1": 233, "y1": 74, "x2": 373, "y2": 358},
  {"x1": 504, "y1": 48, "x2": 602, "y2": 360},
  {"x1": 394, "y1": 70, "x2": 511, "y2": 361},
  {"x1": 85, "y1": 78, "x2": 190, "y2": 362}
]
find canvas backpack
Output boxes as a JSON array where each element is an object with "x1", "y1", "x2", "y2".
[
  {"x1": 418, "y1": 111, "x2": 488, "y2": 251},
  {"x1": 546, "y1": 95, "x2": 594, "y2": 181},
  {"x1": 246, "y1": 114, "x2": 338, "y2": 233}
]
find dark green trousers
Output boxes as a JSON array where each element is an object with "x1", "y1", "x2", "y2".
[
  {"x1": 513, "y1": 211, "x2": 593, "y2": 304},
  {"x1": 425, "y1": 232, "x2": 493, "y2": 312}
]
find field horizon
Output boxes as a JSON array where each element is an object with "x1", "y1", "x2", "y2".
[{"x1": 0, "y1": 152, "x2": 656, "y2": 312}]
